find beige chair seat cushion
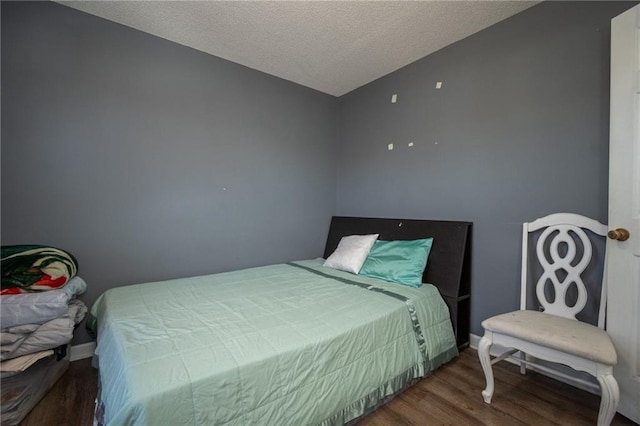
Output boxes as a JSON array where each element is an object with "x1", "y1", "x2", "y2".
[{"x1": 482, "y1": 310, "x2": 617, "y2": 365}]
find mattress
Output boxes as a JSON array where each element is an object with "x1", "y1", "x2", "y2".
[{"x1": 89, "y1": 259, "x2": 458, "y2": 425}]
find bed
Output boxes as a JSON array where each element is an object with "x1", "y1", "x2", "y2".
[{"x1": 88, "y1": 216, "x2": 472, "y2": 425}]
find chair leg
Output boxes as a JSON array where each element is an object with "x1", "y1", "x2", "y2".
[
  {"x1": 519, "y1": 351, "x2": 526, "y2": 375},
  {"x1": 478, "y1": 335, "x2": 494, "y2": 403},
  {"x1": 596, "y1": 374, "x2": 620, "y2": 426}
]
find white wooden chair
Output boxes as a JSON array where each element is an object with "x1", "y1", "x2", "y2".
[{"x1": 478, "y1": 213, "x2": 619, "y2": 426}]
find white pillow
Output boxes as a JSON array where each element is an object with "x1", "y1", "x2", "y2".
[{"x1": 323, "y1": 234, "x2": 379, "y2": 274}]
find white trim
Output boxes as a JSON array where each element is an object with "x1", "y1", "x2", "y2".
[
  {"x1": 469, "y1": 333, "x2": 598, "y2": 395},
  {"x1": 70, "y1": 342, "x2": 96, "y2": 361}
]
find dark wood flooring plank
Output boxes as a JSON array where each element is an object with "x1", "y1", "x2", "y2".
[
  {"x1": 426, "y1": 371, "x2": 528, "y2": 425},
  {"x1": 19, "y1": 358, "x2": 97, "y2": 426}
]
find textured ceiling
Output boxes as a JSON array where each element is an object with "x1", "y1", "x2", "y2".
[{"x1": 57, "y1": 1, "x2": 538, "y2": 97}]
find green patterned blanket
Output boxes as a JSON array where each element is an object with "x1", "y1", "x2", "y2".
[{"x1": 1, "y1": 245, "x2": 78, "y2": 294}]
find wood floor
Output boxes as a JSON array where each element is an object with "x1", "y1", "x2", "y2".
[{"x1": 19, "y1": 348, "x2": 636, "y2": 426}]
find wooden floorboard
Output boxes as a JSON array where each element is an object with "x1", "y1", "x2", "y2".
[
  {"x1": 19, "y1": 357, "x2": 97, "y2": 426},
  {"x1": 18, "y1": 348, "x2": 637, "y2": 425}
]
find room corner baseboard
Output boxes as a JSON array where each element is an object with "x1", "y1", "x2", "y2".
[
  {"x1": 70, "y1": 342, "x2": 96, "y2": 361},
  {"x1": 468, "y1": 333, "x2": 482, "y2": 351},
  {"x1": 468, "y1": 333, "x2": 598, "y2": 396}
]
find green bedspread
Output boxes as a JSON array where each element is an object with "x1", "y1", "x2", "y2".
[{"x1": 89, "y1": 259, "x2": 458, "y2": 425}]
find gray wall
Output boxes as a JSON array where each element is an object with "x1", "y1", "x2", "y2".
[
  {"x1": 2, "y1": 1, "x2": 635, "y2": 346},
  {"x1": 336, "y1": 1, "x2": 635, "y2": 336},
  {"x1": 1, "y1": 1, "x2": 338, "y2": 344}
]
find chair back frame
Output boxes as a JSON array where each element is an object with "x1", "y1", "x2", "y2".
[{"x1": 519, "y1": 213, "x2": 608, "y2": 328}]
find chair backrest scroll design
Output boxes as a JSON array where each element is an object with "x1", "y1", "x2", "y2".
[
  {"x1": 535, "y1": 224, "x2": 591, "y2": 320},
  {"x1": 520, "y1": 213, "x2": 608, "y2": 329}
]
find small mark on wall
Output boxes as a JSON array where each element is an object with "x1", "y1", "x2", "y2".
[
  {"x1": 391, "y1": 94, "x2": 398, "y2": 103},
  {"x1": 436, "y1": 82, "x2": 443, "y2": 89},
  {"x1": 388, "y1": 143, "x2": 394, "y2": 151},
  {"x1": 408, "y1": 142, "x2": 414, "y2": 147}
]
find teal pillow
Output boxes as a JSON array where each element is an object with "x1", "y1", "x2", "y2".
[{"x1": 359, "y1": 238, "x2": 434, "y2": 288}]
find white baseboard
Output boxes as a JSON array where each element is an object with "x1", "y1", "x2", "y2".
[
  {"x1": 70, "y1": 342, "x2": 96, "y2": 362},
  {"x1": 468, "y1": 333, "x2": 598, "y2": 395}
]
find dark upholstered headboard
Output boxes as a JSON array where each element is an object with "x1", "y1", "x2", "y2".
[{"x1": 323, "y1": 216, "x2": 472, "y2": 348}]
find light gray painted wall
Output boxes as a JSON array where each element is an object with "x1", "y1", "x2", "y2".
[
  {"x1": 336, "y1": 1, "x2": 636, "y2": 336},
  {"x1": 1, "y1": 1, "x2": 337, "y2": 344}
]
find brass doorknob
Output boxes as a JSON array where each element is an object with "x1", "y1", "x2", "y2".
[{"x1": 608, "y1": 228, "x2": 630, "y2": 241}]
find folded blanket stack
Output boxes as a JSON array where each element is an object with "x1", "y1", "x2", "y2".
[
  {"x1": 1, "y1": 277, "x2": 88, "y2": 361},
  {"x1": 1, "y1": 245, "x2": 87, "y2": 363},
  {"x1": 0, "y1": 245, "x2": 87, "y2": 425}
]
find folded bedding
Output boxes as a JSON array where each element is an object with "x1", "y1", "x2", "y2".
[
  {"x1": 1, "y1": 277, "x2": 87, "y2": 329},
  {"x1": 89, "y1": 259, "x2": 458, "y2": 425},
  {"x1": 1, "y1": 300, "x2": 87, "y2": 361},
  {"x1": 1, "y1": 245, "x2": 78, "y2": 294},
  {"x1": 0, "y1": 349, "x2": 71, "y2": 425},
  {"x1": 0, "y1": 350, "x2": 54, "y2": 374}
]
